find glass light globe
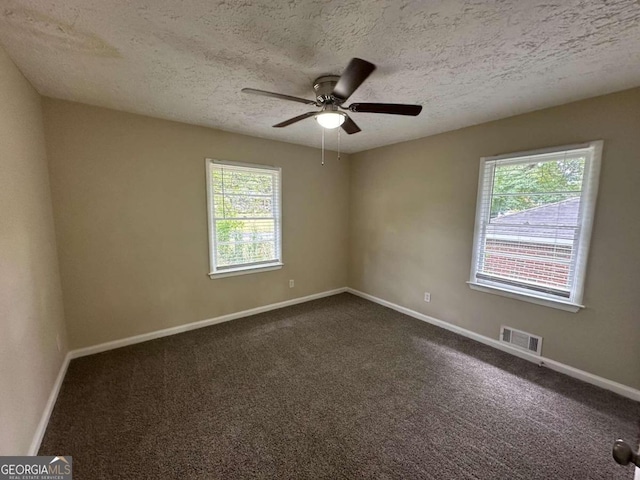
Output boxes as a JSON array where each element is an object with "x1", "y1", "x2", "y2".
[{"x1": 315, "y1": 112, "x2": 345, "y2": 129}]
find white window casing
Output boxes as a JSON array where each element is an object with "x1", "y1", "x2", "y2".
[
  {"x1": 468, "y1": 141, "x2": 603, "y2": 312},
  {"x1": 206, "y1": 159, "x2": 283, "y2": 278}
]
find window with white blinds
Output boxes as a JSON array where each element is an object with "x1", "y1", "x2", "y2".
[
  {"x1": 206, "y1": 159, "x2": 282, "y2": 278},
  {"x1": 469, "y1": 141, "x2": 602, "y2": 311}
]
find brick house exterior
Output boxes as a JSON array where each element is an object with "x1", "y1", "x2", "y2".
[{"x1": 482, "y1": 198, "x2": 579, "y2": 290}]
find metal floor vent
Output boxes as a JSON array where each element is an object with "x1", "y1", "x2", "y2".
[{"x1": 500, "y1": 326, "x2": 543, "y2": 355}]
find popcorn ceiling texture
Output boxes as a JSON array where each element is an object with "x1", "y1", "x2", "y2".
[{"x1": 1, "y1": 0, "x2": 640, "y2": 153}]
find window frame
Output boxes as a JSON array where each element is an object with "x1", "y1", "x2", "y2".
[
  {"x1": 205, "y1": 158, "x2": 283, "y2": 279},
  {"x1": 468, "y1": 141, "x2": 603, "y2": 312}
]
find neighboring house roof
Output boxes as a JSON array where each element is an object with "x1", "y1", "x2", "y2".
[{"x1": 488, "y1": 197, "x2": 580, "y2": 241}]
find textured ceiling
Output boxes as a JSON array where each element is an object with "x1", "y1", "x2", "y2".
[{"x1": 2, "y1": 0, "x2": 640, "y2": 153}]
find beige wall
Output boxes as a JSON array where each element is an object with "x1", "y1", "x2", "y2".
[
  {"x1": 42, "y1": 99, "x2": 349, "y2": 349},
  {"x1": 349, "y1": 88, "x2": 640, "y2": 390},
  {"x1": 0, "y1": 47, "x2": 68, "y2": 454}
]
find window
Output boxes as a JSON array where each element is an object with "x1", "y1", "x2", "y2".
[
  {"x1": 469, "y1": 141, "x2": 602, "y2": 312},
  {"x1": 206, "y1": 159, "x2": 282, "y2": 278}
]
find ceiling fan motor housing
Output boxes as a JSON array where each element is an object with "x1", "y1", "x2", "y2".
[{"x1": 314, "y1": 75, "x2": 341, "y2": 104}]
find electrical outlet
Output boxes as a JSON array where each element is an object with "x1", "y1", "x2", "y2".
[
  {"x1": 56, "y1": 334, "x2": 62, "y2": 352},
  {"x1": 289, "y1": 279, "x2": 295, "y2": 288},
  {"x1": 424, "y1": 292, "x2": 431, "y2": 302}
]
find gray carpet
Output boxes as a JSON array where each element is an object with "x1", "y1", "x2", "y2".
[{"x1": 40, "y1": 293, "x2": 639, "y2": 479}]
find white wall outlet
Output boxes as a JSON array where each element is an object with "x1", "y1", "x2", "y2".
[
  {"x1": 289, "y1": 279, "x2": 295, "y2": 288},
  {"x1": 424, "y1": 292, "x2": 431, "y2": 302},
  {"x1": 56, "y1": 334, "x2": 62, "y2": 352}
]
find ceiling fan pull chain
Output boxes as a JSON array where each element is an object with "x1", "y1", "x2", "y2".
[
  {"x1": 337, "y1": 128, "x2": 341, "y2": 161},
  {"x1": 321, "y1": 127, "x2": 325, "y2": 166}
]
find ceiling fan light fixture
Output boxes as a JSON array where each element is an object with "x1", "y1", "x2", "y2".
[{"x1": 315, "y1": 111, "x2": 346, "y2": 129}]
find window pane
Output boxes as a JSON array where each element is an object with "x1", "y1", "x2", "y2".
[
  {"x1": 215, "y1": 219, "x2": 275, "y2": 244},
  {"x1": 214, "y1": 193, "x2": 274, "y2": 219},
  {"x1": 208, "y1": 162, "x2": 281, "y2": 272},
  {"x1": 216, "y1": 242, "x2": 276, "y2": 267},
  {"x1": 212, "y1": 169, "x2": 273, "y2": 196},
  {"x1": 481, "y1": 237, "x2": 574, "y2": 291},
  {"x1": 214, "y1": 208, "x2": 277, "y2": 266},
  {"x1": 477, "y1": 154, "x2": 589, "y2": 295},
  {"x1": 490, "y1": 157, "x2": 585, "y2": 219}
]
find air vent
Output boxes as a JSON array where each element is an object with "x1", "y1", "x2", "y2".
[{"x1": 500, "y1": 326, "x2": 542, "y2": 355}]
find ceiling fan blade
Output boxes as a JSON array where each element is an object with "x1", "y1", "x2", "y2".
[
  {"x1": 332, "y1": 58, "x2": 376, "y2": 102},
  {"x1": 273, "y1": 112, "x2": 317, "y2": 128},
  {"x1": 341, "y1": 115, "x2": 361, "y2": 134},
  {"x1": 242, "y1": 88, "x2": 317, "y2": 106},
  {"x1": 347, "y1": 103, "x2": 422, "y2": 116}
]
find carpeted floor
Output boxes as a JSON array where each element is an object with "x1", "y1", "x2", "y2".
[{"x1": 40, "y1": 293, "x2": 639, "y2": 479}]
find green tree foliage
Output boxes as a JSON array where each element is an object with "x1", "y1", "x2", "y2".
[{"x1": 490, "y1": 158, "x2": 584, "y2": 218}]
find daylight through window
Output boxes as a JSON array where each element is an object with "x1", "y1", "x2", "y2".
[
  {"x1": 206, "y1": 160, "x2": 282, "y2": 277},
  {"x1": 469, "y1": 142, "x2": 602, "y2": 311}
]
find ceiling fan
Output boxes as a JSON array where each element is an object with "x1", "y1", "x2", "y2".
[{"x1": 241, "y1": 58, "x2": 422, "y2": 135}]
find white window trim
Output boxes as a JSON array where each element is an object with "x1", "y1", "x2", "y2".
[
  {"x1": 469, "y1": 141, "x2": 603, "y2": 312},
  {"x1": 205, "y1": 158, "x2": 283, "y2": 279}
]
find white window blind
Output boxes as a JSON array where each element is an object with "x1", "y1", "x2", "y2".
[
  {"x1": 206, "y1": 159, "x2": 282, "y2": 277},
  {"x1": 469, "y1": 141, "x2": 602, "y2": 311}
]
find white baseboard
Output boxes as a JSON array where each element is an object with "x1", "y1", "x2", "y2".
[
  {"x1": 28, "y1": 352, "x2": 71, "y2": 455},
  {"x1": 70, "y1": 288, "x2": 348, "y2": 359},
  {"x1": 347, "y1": 288, "x2": 640, "y2": 402}
]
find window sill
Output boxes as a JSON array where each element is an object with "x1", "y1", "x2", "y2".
[
  {"x1": 467, "y1": 281, "x2": 584, "y2": 313},
  {"x1": 209, "y1": 263, "x2": 283, "y2": 279}
]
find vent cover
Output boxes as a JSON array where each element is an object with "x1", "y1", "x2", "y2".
[{"x1": 500, "y1": 326, "x2": 542, "y2": 355}]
